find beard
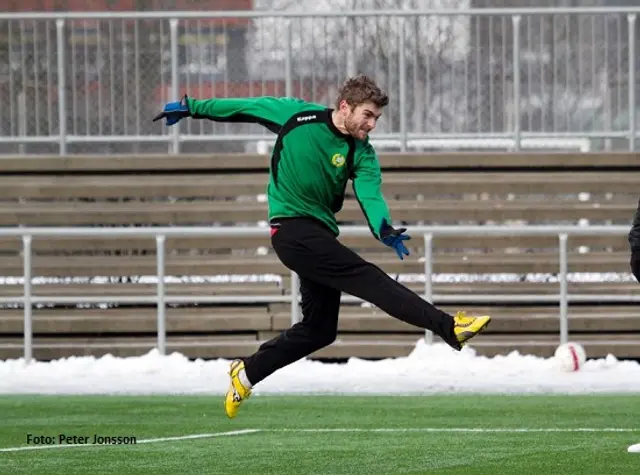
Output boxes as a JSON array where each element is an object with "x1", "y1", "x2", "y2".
[{"x1": 344, "y1": 115, "x2": 366, "y2": 138}]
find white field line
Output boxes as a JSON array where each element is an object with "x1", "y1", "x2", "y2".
[
  {"x1": 272, "y1": 428, "x2": 640, "y2": 433},
  {"x1": 1, "y1": 427, "x2": 638, "y2": 453}
]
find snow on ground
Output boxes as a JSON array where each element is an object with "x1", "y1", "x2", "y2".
[{"x1": 0, "y1": 340, "x2": 639, "y2": 395}]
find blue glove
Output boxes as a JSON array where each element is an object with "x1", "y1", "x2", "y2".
[
  {"x1": 153, "y1": 95, "x2": 190, "y2": 126},
  {"x1": 380, "y1": 218, "x2": 410, "y2": 260}
]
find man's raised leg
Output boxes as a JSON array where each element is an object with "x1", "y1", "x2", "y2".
[{"x1": 270, "y1": 218, "x2": 490, "y2": 351}]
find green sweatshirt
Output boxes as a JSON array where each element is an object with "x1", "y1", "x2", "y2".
[{"x1": 187, "y1": 96, "x2": 392, "y2": 239}]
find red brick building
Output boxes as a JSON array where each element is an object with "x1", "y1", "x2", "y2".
[
  {"x1": 4, "y1": 0, "x2": 252, "y2": 14},
  {"x1": 1, "y1": 0, "x2": 329, "y2": 153}
]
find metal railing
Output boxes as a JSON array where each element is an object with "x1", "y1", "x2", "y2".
[
  {"x1": 0, "y1": 224, "x2": 634, "y2": 363},
  {"x1": 0, "y1": 7, "x2": 639, "y2": 154}
]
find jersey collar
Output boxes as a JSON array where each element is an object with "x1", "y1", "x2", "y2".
[{"x1": 324, "y1": 108, "x2": 351, "y2": 139}]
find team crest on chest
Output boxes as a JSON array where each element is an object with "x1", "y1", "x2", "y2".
[{"x1": 331, "y1": 153, "x2": 346, "y2": 167}]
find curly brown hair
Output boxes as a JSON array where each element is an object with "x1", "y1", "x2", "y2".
[{"x1": 335, "y1": 74, "x2": 389, "y2": 109}]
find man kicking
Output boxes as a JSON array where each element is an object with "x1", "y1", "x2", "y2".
[{"x1": 153, "y1": 74, "x2": 491, "y2": 418}]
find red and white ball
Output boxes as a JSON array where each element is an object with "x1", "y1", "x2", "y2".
[{"x1": 554, "y1": 342, "x2": 587, "y2": 372}]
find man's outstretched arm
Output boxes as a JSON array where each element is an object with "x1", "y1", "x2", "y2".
[{"x1": 153, "y1": 95, "x2": 308, "y2": 133}]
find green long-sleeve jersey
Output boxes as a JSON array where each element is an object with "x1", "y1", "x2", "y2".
[{"x1": 187, "y1": 96, "x2": 392, "y2": 239}]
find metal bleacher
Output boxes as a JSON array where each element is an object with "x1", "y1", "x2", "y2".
[{"x1": 0, "y1": 151, "x2": 638, "y2": 361}]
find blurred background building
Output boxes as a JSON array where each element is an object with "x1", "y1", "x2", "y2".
[{"x1": 1, "y1": 1, "x2": 639, "y2": 154}]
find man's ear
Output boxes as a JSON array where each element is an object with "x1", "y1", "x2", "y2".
[{"x1": 338, "y1": 99, "x2": 351, "y2": 113}]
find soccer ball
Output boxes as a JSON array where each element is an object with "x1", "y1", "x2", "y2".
[{"x1": 554, "y1": 342, "x2": 587, "y2": 372}]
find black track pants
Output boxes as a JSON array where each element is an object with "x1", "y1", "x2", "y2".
[{"x1": 243, "y1": 217, "x2": 459, "y2": 386}]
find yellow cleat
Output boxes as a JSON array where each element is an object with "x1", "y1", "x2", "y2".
[
  {"x1": 224, "y1": 359, "x2": 252, "y2": 419},
  {"x1": 453, "y1": 311, "x2": 491, "y2": 346}
]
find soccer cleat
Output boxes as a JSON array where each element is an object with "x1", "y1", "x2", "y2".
[
  {"x1": 224, "y1": 359, "x2": 252, "y2": 419},
  {"x1": 453, "y1": 311, "x2": 491, "y2": 346}
]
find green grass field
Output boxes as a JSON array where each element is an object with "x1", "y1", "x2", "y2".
[{"x1": 0, "y1": 394, "x2": 638, "y2": 474}]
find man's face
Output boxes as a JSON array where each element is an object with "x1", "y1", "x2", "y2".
[{"x1": 341, "y1": 101, "x2": 382, "y2": 140}]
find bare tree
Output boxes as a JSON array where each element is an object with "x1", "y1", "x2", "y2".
[
  {"x1": 471, "y1": 0, "x2": 634, "y2": 147},
  {"x1": 251, "y1": 0, "x2": 473, "y2": 137}
]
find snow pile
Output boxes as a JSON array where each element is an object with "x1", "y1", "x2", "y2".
[{"x1": 0, "y1": 340, "x2": 638, "y2": 395}]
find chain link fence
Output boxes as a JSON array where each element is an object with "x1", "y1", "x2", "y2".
[{"x1": 0, "y1": 5, "x2": 638, "y2": 154}]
